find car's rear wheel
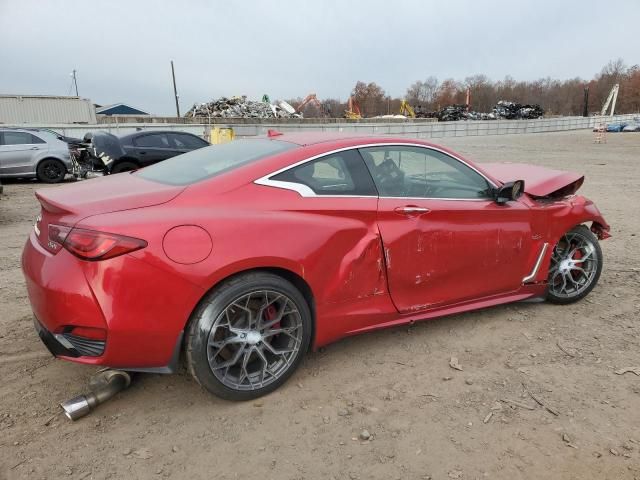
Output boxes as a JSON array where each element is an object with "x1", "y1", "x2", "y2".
[
  {"x1": 186, "y1": 272, "x2": 311, "y2": 400},
  {"x1": 111, "y1": 161, "x2": 138, "y2": 174},
  {"x1": 546, "y1": 225, "x2": 602, "y2": 304},
  {"x1": 36, "y1": 159, "x2": 66, "y2": 183}
]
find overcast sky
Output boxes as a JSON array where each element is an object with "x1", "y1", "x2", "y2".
[{"x1": 1, "y1": 0, "x2": 638, "y2": 115}]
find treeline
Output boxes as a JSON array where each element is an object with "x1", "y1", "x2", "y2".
[{"x1": 289, "y1": 59, "x2": 640, "y2": 118}]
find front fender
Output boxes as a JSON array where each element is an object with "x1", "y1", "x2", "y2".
[
  {"x1": 548, "y1": 195, "x2": 610, "y2": 240},
  {"x1": 534, "y1": 195, "x2": 610, "y2": 282}
]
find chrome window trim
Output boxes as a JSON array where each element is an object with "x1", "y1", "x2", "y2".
[
  {"x1": 254, "y1": 142, "x2": 497, "y2": 199},
  {"x1": 522, "y1": 242, "x2": 549, "y2": 283}
]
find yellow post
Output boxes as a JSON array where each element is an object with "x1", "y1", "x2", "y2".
[{"x1": 210, "y1": 127, "x2": 235, "y2": 144}]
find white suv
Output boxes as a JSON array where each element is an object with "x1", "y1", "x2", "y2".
[{"x1": 0, "y1": 128, "x2": 73, "y2": 183}]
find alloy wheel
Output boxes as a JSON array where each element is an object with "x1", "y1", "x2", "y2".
[
  {"x1": 206, "y1": 290, "x2": 303, "y2": 391},
  {"x1": 548, "y1": 231, "x2": 599, "y2": 299}
]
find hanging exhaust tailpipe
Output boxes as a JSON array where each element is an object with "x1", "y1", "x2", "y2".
[{"x1": 60, "y1": 369, "x2": 131, "y2": 421}]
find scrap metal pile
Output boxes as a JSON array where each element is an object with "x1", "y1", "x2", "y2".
[
  {"x1": 186, "y1": 96, "x2": 301, "y2": 119},
  {"x1": 493, "y1": 101, "x2": 544, "y2": 120},
  {"x1": 437, "y1": 104, "x2": 471, "y2": 122},
  {"x1": 427, "y1": 101, "x2": 544, "y2": 122}
]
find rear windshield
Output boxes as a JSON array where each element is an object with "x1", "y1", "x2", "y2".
[{"x1": 137, "y1": 139, "x2": 295, "y2": 185}]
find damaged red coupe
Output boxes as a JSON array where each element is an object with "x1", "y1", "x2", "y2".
[{"x1": 22, "y1": 133, "x2": 610, "y2": 400}]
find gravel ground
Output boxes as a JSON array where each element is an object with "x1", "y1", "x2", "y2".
[{"x1": 0, "y1": 130, "x2": 639, "y2": 480}]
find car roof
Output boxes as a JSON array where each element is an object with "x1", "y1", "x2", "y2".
[
  {"x1": 119, "y1": 130, "x2": 199, "y2": 141},
  {"x1": 257, "y1": 131, "x2": 452, "y2": 154},
  {"x1": 265, "y1": 131, "x2": 372, "y2": 146}
]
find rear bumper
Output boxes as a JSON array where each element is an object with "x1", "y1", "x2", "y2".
[
  {"x1": 22, "y1": 230, "x2": 203, "y2": 371},
  {"x1": 33, "y1": 317, "x2": 80, "y2": 358}
]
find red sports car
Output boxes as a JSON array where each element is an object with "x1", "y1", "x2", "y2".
[{"x1": 22, "y1": 132, "x2": 610, "y2": 400}]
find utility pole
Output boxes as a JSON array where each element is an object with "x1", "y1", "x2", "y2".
[
  {"x1": 71, "y1": 69, "x2": 79, "y2": 96},
  {"x1": 171, "y1": 60, "x2": 180, "y2": 117},
  {"x1": 582, "y1": 86, "x2": 589, "y2": 117}
]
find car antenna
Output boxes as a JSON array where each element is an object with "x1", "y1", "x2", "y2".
[{"x1": 267, "y1": 129, "x2": 283, "y2": 137}]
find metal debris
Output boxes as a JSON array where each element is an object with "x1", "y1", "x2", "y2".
[
  {"x1": 435, "y1": 100, "x2": 543, "y2": 122},
  {"x1": 493, "y1": 101, "x2": 544, "y2": 119},
  {"x1": 186, "y1": 96, "x2": 301, "y2": 119},
  {"x1": 437, "y1": 104, "x2": 471, "y2": 122},
  {"x1": 436, "y1": 104, "x2": 496, "y2": 121}
]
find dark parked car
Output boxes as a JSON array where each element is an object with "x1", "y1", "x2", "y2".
[{"x1": 109, "y1": 131, "x2": 209, "y2": 173}]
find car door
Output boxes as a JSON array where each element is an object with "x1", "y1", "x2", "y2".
[
  {"x1": 0, "y1": 131, "x2": 47, "y2": 176},
  {"x1": 359, "y1": 145, "x2": 534, "y2": 313},
  {"x1": 167, "y1": 132, "x2": 208, "y2": 155},
  {"x1": 266, "y1": 148, "x2": 382, "y2": 303},
  {"x1": 131, "y1": 133, "x2": 174, "y2": 165}
]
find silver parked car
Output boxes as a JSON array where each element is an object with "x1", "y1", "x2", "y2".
[{"x1": 0, "y1": 128, "x2": 73, "y2": 183}]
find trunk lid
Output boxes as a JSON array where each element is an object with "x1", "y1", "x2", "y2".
[
  {"x1": 480, "y1": 163, "x2": 584, "y2": 198},
  {"x1": 34, "y1": 173, "x2": 184, "y2": 252}
]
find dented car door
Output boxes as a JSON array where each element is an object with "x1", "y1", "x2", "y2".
[{"x1": 360, "y1": 145, "x2": 533, "y2": 313}]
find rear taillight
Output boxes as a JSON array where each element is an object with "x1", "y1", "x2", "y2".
[{"x1": 48, "y1": 225, "x2": 147, "y2": 260}]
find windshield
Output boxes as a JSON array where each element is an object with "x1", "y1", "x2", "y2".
[{"x1": 137, "y1": 139, "x2": 295, "y2": 186}]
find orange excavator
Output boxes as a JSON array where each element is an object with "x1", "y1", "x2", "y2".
[
  {"x1": 345, "y1": 96, "x2": 361, "y2": 119},
  {"x1": 297, "y1": 93, "x2": 324, "y2": 116}
]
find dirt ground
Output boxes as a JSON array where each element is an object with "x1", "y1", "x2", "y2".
[{"x1": 1, "y1": 130, "x2": 639, "y2": 480}]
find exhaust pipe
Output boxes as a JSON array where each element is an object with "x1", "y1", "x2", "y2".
[{"x1": 60, "y1": 369, "x2": 131, "y2": 421}]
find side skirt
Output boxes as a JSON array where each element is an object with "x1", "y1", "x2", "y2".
[{"x1": 344, "y1": 288, "x2": 544, "y2": 338}]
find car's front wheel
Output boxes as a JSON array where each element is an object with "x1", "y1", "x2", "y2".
[
  {"x1": 546, "y1": 225, "x2": 603, "y2": 304},
  {"x1": 36, "y1": 159, "x2": 66, "y2": 183},
  {"x1": 186, "y1": 272, "x2": 311, "y2": 400}
]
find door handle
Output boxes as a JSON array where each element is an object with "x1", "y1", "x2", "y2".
[
  {"x1": 394, "y1": 206, "x2": 430, "y2": 215},
  {"x1": 30, "y1": 146, "x2": 40, "y2": 150}
]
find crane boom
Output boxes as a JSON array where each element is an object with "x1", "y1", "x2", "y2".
[{"x1": 600, "y1": 84, "x2": 619, "y2": 116}]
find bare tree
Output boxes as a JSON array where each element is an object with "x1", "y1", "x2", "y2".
[
  {"x1": 316, "y1": 58, "x2": 640, "y2": 118},
  {"x1": 352, "y1": 81, "x2": 386, "y2": 117},
  {"x1": 406, "y1": 76, "x2": 439, "y2": 109}
]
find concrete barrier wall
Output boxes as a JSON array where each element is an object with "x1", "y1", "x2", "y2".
[{"x1": 8, "y1": 113, "x2": 638, "y2": 141}]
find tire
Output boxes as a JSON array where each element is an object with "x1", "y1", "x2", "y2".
[
  {"x1": 111, "y1": 161, "x2": 139, "y2": 174},
  {"x1": 546, "y1": 225, "x2": 603, "y2": 304},
  {"x1": 36, "y1": 159, "x2": 66, "y2": 183},
  {"x1": 186, "y1": 272, "x2": 312, "y2": 401}
]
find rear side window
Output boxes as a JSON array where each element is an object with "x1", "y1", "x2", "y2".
[
  {"x1": 137, "y1": 139, "x2": 295, "y2": 185},
  {"x1": 134, "y1": 134, "x2": 170, "y2": 148},
  {"x1": 169, "y1": 133, "x2": 207, "y2": 149},
  {"x1": 271, "y1": 149, "x2": 376, "y2": 196},
  {"x1": 1, "y1": 132, "x2": 43, "y2": 145}
]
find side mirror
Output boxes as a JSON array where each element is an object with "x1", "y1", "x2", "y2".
[{"x1": 494, "y1": 180, "x2": 525, "y2": 204}]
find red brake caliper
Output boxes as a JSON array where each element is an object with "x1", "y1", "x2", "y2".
[
  {"x1": 572, "y1": 248, "x2": 583, "y2": 280},
  {"x1": 265, "y1": 305, "x2": 280, "y2": 331}
]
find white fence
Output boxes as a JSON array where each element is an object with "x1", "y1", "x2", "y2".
[{"x1": 7, "y1": 114, "x2": 638, "y2": 141}]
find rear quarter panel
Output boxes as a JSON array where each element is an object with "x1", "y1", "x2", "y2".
[{"x1": 78, "y1": 182, "x2": 391, "y2": 347}]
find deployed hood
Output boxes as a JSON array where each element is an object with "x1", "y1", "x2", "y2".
[
  {"x1": 480, "y1": 163, "x2": 584, "y2": 198},
  {"x1": 90, "y1": 131, "x2": 126, "y2": 168}
]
